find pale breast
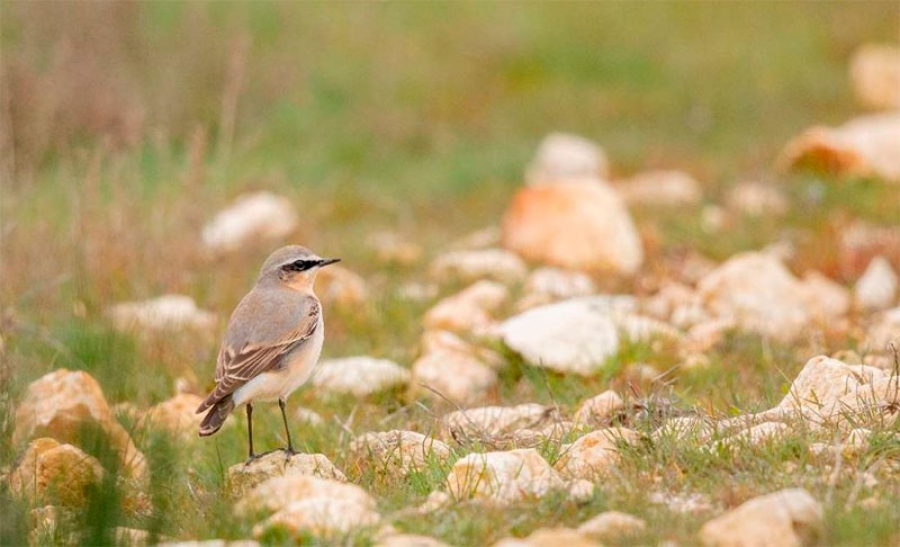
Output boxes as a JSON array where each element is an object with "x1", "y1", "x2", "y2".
[{"x1": 231, "y1": 314, "x2": 325, "y2": 405}]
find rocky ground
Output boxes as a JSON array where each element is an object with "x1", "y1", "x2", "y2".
[{"x1": 2, "y1": 6, "x2": 899, "y2": 546}]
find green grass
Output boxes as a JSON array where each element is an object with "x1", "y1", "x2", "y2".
[{"x1": 2, "y1": 2, "x2": 900, "y2": 546}]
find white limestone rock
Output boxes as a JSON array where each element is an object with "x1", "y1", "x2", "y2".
[
  {"x1": 312, "y1": 357, "x2": 410, "y2": 397},
  {"x1": 108, "y1": 295, "x2": 217, "y2": 335},
  {"x1": 525, "y1": 133, "x2": 609, "y2": 185},
  {"x1": 696, "y1": 252, "x2": 814, "y2": 341},
  {"x1": 499, "y1": 296, "x2": 633, "y2": 375},
  {"x1": 202, "y1": 192, "x2": 298, "y2": 253}
]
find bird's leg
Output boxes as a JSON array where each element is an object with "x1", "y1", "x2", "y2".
[
  {"x1": 279, "y1": 398, "x2": 295, "y2": 456},
  {"x1": 245, "y1": 403, "x2": 257, "y2": 463}
]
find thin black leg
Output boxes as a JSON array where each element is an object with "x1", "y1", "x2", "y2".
[
  {"x1": 278, "y1": 398, "x2": 295, "y2": 454},
  {"x1": 246, "y1": 403, "x2": 255, "y2": 460}
]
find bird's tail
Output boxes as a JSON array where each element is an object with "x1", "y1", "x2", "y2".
[{"x1": 198, "y1": 395, "x2": 235, "y2": 437}]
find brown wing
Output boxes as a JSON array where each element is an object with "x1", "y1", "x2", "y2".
[{"x1": 197, "y1": 296, "x2": 320, "y2": 413}]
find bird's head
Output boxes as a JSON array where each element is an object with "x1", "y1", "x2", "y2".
[{"x1": 259, "y1": 245, "x2": 340, "y2": 291}]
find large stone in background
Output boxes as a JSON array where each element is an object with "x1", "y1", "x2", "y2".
[
  {"x1": 201, "y1": 191, "x2": 298, "y2": 253},
  {"x1": 501, "y1": 179, "x2": 644, "y2": 275},
  {"x1": 849, "y1": 44, "x2": 900, "y2": 111},
  {"x1": 699, "y1": 488, "x2": 823, "y2": 547},
  {"x1": 312, "y1": 356, "x2": 410, "y2": 397},
  {"x1": 500, "y1": 296, "x2": 629, "y2": 375},
  {"x1": 696, "y1": 252, "x2": 814, "y2": 341},
  {"x1": 779, "y1": 112, "x2": 900, "y2": 183},
  {"x1": 525, "y1": 133, "x2": 609, "y2": 185},
  {"x1": 13, "y1": 369, "x2": 146, "y2": 480},
  {"x1": 107, "y1": 294, "x2": 217, "y2": 335}
]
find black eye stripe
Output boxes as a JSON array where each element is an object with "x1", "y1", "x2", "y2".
[{"x1": 283, "y1": 259, "x2": 318, "y2": 272}]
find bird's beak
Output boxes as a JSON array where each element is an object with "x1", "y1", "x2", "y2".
[{"x1": 319, "y1": 258, "x2": 341, "y2": 267}]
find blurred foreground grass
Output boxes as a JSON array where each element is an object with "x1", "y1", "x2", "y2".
[{"x1": 2, "y1": 2, "x2": 899, "y2": 546}]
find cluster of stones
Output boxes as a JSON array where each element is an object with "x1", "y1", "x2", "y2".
[{"x1": 13, "y1": 43, "x2": 899, "y2": 545}]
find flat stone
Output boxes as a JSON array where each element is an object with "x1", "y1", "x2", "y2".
[
  {"x1": 525, "y1": 132, "x2": 609, "y2": 185},
  {"x1": 699, "y1": 488, "x2": 823, "y2": 547},
  {"x1": 312, "y1": 356, "x2": 410, "y2": 397},
  {"x1": 108, "y1": 294, "x2": 217, "y2": 335},
  {"x1": 500, "y1": 296, "x2": 631, "y2": 375}
]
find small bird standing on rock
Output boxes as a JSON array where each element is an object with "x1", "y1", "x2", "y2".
[{"x1": 196, "y1": 245, "x2": 340, "y2": 461}]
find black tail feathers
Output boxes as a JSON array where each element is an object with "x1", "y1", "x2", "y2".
[{"x1": 198, "y1": 395, "x2": 235, "y2": 437}]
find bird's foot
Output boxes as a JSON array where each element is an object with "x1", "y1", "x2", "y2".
[
  {"x1": 282, "y1": 446, "x2": 297, "y2": 460},
  {"x1": 243, "y1": 449, "x2": 279, "y2": 466}
]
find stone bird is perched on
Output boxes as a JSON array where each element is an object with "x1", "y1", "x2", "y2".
[{"x1": 196, "y1": 245, "x2": 339, "y2": 460}]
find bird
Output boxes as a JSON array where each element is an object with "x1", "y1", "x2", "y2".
[{"x1": 196, "y1": 245, "x2": 340, "y2": 461}]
